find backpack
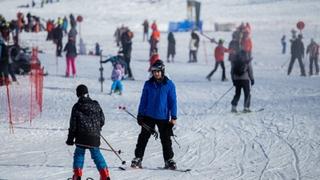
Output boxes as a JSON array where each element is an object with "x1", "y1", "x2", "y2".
[{"x1": 233, "y1": 54, "x2": 247, "y2": 76}]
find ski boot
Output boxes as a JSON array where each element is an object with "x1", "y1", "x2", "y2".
[
  {"x1": 164, "y1": 159, "x2": 177, "y2": 170},
  {"x1": 108, "y1": 90, "x2": 113, "y2": 95},
  {"x1": 231, "y1": 106, "x2": 237, "y2": 113},
  {"x1": 131, "y1": 157, "x2": 142, "y2": 168},
  {"x1": 99, "y1": 168, "x2": 111, "y2": 180},
  {"x1": 243, "y1": 107, "x2": 251, "y2": 113},
  {"x1": 72, "y1": 168, "x2": 82, "y2": 180}
]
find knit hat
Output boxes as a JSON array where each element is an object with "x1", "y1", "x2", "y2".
[{"x1": 76, "y1": 84, "x2": 88, "y2": 97}]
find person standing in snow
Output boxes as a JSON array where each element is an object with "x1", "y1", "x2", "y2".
[
  {"x1": 131, "y1": 60, "x2": 178, "y2": 170},
  {"x1": 52, "y1": 24, "x2": 63, "y2": 57},
  {"x1": 142, "y1": 19, "x2": 149, "y2": 42},
  {"x1": 281, "y1": 35, "x2": 286, "y2": 54},
  {"x1": 241, "y1": 31, "x2": 252, "y2": 60},
  {"x1": 231, "y1": 50, "x2": 254, "y2": 113},
  {"x1": 109, "y1": 63, "x2": 125, "y2": 95},
  {"x1": 63, "y1": 38, "x2": 77, "y2": 77},
  {"x1": 188, "y1": 31, "x2": 200, "y2": 63},
  {"x1": 62, "y1": 16, "x2": 68, "y2": 35},
  {"x1": 206, "y1": 39, "x2": 231, "y2": 82},
  {"x1": 167, "y1": 32, "x2": 175, "y2": 63},
  {"x1": 306, "y1": 38, "x2": 319, "y2": 75},
  {"x1": 228, "y1": 33, "x2": 241, "y2": 63},
  {"x1": 0, "y1": 35, "x2": 9, "y2": 86},
  {"x1": 121, "y1": 28, "x2": 134, "y2": 80},
  {"x1": 66, "y1": 84, "x2": 111, "y2": 180},
  {"x1": 149, "y1": 27, "x2": 160, "y2": 57},
  {"x1": 287, "y1": 34, "x2": 306, "y2": 76}
]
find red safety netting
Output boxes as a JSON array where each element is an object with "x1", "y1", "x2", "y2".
[{"x1": 0, "y1": 47, "x2": 44, "y2": 133}]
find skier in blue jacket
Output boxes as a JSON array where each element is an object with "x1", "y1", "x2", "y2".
[{"x1": 131, "y1": 60, "x2": 178, "y2": 170}]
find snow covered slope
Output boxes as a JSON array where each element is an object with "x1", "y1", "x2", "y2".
[{"x1": 0, "y1": 0, "x2": 320, "y2": 179}]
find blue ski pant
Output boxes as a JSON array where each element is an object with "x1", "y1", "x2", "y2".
[
  {"x1": 73, "y1": 146, "x2": 108, "y2": 170},
  {"x1": 111, "y1": 80, "x2": 123, "y2": 92}
]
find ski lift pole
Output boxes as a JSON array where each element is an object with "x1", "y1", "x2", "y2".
[{"x1": 99, "y1": 50, "x2": 104, "y2": 92}]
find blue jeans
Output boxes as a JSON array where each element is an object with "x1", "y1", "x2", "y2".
[
  {"x1": 73, "y1": 146, "x2": 108, "y2": 170},
  {"x1": 111, "y1": 80, "x2": 123, "y2": 92}
]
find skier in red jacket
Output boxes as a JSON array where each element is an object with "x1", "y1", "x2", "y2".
[{"x1": 206, "y1": 39, "x2": 232, "y2": 81}]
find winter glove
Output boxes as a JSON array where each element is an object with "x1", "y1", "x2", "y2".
[
  {"x1": 137, "y1": 115, "x2": 144, "y2": 126},
  {"x1": 66, "y1": 131, "x2": 74, "y2": 146},
  {"x1": 251, "y1": 79, "x2": 255, "y2": 86},
  {"x1": 66, "y1": 137, "x2": 74, "y2": 146}
]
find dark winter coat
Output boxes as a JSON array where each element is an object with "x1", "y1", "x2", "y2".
[
  {"x1": 231, "y1": 51, "x2": 254, "y2": 81},
  {"x1": 101, "y1": 55, "x2": 127, "y2": 69},
  {"x1": 167, "y1": 32, "x2": 176, "y2": 55},
  {"x1": 228, "y1": 39, "x2": 240, "y2": 61},
  {"x1": 291, "y1": 39, "x2": 304, "y2": 58},
  {"x1": 0, "y1": 41, "x2": 8, "y2": 62},
  {"x1": 67, "y1": 96, "x2": 105, "y2": 147},
  {"x1": 138, "y1": 76, "x2": 177, "y2": 121},
  {"x1": 121, "y1": 31, "x2": 132, "y2": 57},
  {"x1": 191, "y1": 32, "x2": 200, "y2": 48},
  {"x1": 64, "y1": 41, "x2": 77, "y2": 58},
  {"x1": 306, "y1": 42, "x2": 319, "y2": 58},
  {"x1": 52, "y1": 26, "x2": 63, "y2": 41}
]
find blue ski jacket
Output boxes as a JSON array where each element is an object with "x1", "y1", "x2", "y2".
[{"x1": 138, "y1": 76, "x2": 177, "y2": 121}]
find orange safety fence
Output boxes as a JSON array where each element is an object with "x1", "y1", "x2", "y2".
[{"x1": 0, "y1": 47, "x2": 44, "y2": 133}]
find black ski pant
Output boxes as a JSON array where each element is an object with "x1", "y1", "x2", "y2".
[
  {"x1": 123, "y1": 47, "x2": 133, "y2": 78},
  {"x1": 56, "y1": 39, "x2": 62, "y2": 56},
  {"x1": 0, "y1": 62, "x2": 9, "y2": 85},
  {"x1": 207, "y1": 61, "x2": 226, "y2": 81},
  {"x1": 8, "y1": 64, "x2": 17, "y2": 81},
  {"x1": 189, "y1": 50, "x2": 197, "y2": 62},
  {"x1": 287, "y1": 56, "x2": 306, "y2": 76},
  {"x1": 134, "y1": 117, "x2": 174, "y2": 161},
  {"x1": 231, "y1": 80, "x2": 251, "y2": 108},
  {"x1": 309, "y1": 56, "x2": 319, "y2": 75}
]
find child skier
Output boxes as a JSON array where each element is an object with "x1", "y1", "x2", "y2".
[
  {"x1": 109, "y1": 63, "x2": 124, "y2": 95},
  {"x1": 206, "y1": 39, "x2": 232, "y2": 81},
  {"x1": 66, "y1": 84, "x2": 111, "y2": 180}
]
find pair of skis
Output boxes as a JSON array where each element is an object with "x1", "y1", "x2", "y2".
[{"x1": 118, "y1": 166, "x2": 191, "y2": 173}]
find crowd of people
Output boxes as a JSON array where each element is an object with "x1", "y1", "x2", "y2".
[{"x1": 285, "y1": 29, "x2": 319, "y2": 76}]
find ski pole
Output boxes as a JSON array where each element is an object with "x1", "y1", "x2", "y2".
[
  {"x1": 281, "y1": 57, "x2": 290, "y2": 69},
  {"x1": 75, "y1": 143, "x2": 122, "y2": 154},
  {"x1": 100, "y1": 134, "x2": 126, "y2": 165},
  {"x1": 200, "y1": 32, "x2": 217, "y2": 44},
  {"x1": 118, "y1": 106, "x2": 159, "y2": 139},
  {"x1": 208, "y1": 86, "x2": 234, "y2": 110},
  {"x1": 172, "y1": 135, "x2": 181, "y2": 149}
]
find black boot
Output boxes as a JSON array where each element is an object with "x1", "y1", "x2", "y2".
[
  {"x1": 164, "y1": 159, "x2": 177, "y2": 170},
  {"x1": 131, "y1": 157, "x2": 142, "y2": 168}
]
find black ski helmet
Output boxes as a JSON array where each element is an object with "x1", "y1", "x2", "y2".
[
  {"x1": 76, "y1": 84, "x2": 88, "y2": 97},
  {"x1": 151, "y1": 60, "x2": 165, "y2": 74}
]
